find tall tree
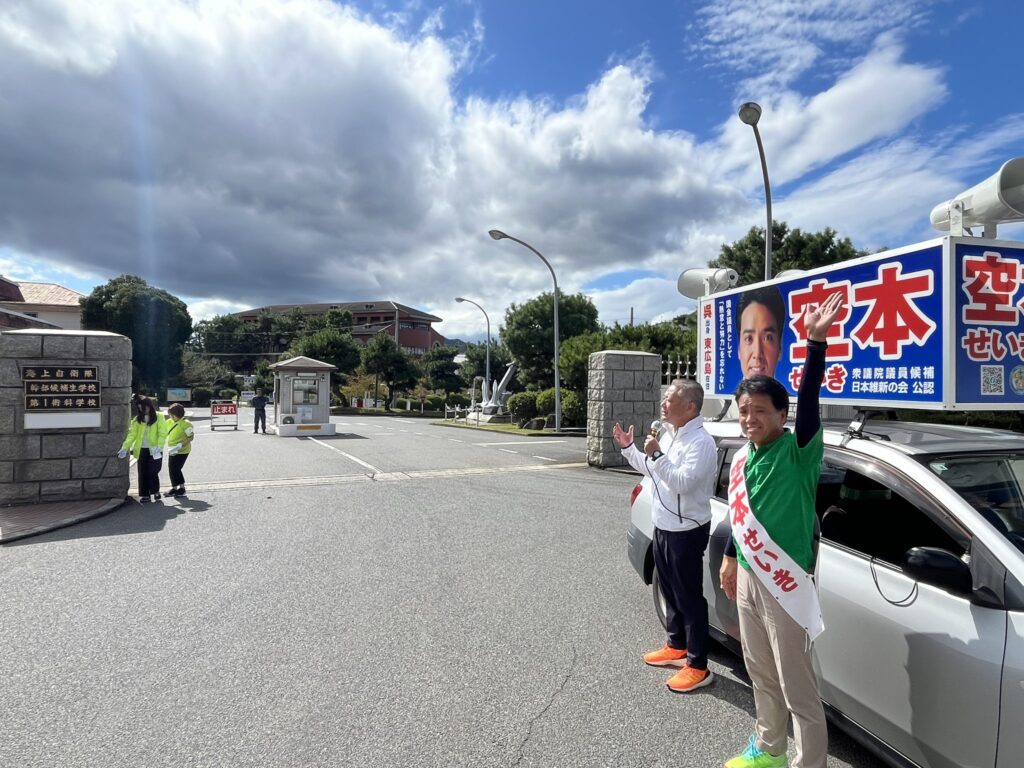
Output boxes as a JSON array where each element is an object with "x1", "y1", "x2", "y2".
[
  {"x1": 304, "y1": 308, "x2": 353, "y2": 335},
  {"x1": 710, "y1": 221, "x2": 866, "y2": 286},
  {"x1": 459, "y1": 342, "x2": 513, "y2": 388},
  {"x1": 81, "y1": 275, "x2": 192, "y2": 393},
  {"x1": 361, "y1": 333, "x2": 419, "y2": 410},
  {"x1": 339, "y1": 368, "x2": 378, "y2": 403},
  {"x1": 287, "y1": 328, "x2": 361, "y2": 378},
  {"x1": 420, "y1": 346, "x2": 464, "y2": 394},
  {"x1": 556, "y1": 322, "x2": 696, "y2": 393},
  {"x1": 180, "y1": 348, "x2": 232, "y2": 389},
  {"x1": 558, "y1": 330, "x2": 609, "y2": 392},
  {"x1": 500, "y1": 292, "x2": 600, "y2": 390},
  {"x1": 274, "y1": 307, "x2": 309, "y2": 344},
  {"x1": 606, "y1": 321, "x2": 693, "y2": 358}
]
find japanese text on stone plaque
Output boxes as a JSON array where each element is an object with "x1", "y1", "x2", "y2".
[{"x1": 23, "y1": 366, "x2": 101, "y2": 411}]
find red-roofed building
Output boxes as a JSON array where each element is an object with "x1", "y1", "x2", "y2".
[
  {"x1": 0, "y1": 277, "x2": 84, "y2": 330},
  {"x1": 233, "y1": 300, "x2": 447, "y2": 357}
]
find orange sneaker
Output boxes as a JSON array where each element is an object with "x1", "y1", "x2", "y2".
[
  {"x1": 666, "y1": 665, "x2": 713, "y2": 693},
  {"x1": 642, "y1": 643, "x2": 688, "y2": 668}
]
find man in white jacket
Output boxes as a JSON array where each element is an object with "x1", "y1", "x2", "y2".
[{"x1": 613, "y1": 378, "x2": 718, "y2": 692}]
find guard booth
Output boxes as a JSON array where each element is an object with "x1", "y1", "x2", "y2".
[{"x1": 269, "y1": 355, "x2": 337, "y2": 436}]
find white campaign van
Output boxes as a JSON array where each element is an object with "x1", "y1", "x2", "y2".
[{"x1": 629, "y1": 158, "x2": 1024, "y2": 768}]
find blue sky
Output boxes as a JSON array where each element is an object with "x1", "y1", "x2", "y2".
[{"x1": 1, "y1": 0, "x2": 1022, "y2": 339}]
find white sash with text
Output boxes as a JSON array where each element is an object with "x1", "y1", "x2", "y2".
[{"x1": 728, "y1": 443, "x2": 825, "y2": 641}]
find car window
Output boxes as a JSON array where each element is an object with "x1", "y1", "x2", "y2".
[
  {"x1": 818, "y1": 460, "x2": 965, "y2": 565},
  {"x1": 926, "y1": 453, "x2": 1024, "y2": 552},
  {"x1": 716, "y1": 447, "x2": 738, "y2": 501}
]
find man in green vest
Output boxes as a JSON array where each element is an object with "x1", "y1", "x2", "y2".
[{"x1": 720, "y1": 292, "x2": 844, "y2": 768}]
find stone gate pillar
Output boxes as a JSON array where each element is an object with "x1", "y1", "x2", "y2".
[
  {"x1": 1, "y1": 329, "x2": 132, "y2": 505},
  {"x1": 586, "y1": 350, "x2": 660, "y2": 468}
]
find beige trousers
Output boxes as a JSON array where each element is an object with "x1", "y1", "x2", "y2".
[{"x1": 737, "y1": 567, "x2": 827, "y2": 768}]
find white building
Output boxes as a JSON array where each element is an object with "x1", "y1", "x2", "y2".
[{"x1": 0, "y1": 277, "x2": 84, "y2": 330}]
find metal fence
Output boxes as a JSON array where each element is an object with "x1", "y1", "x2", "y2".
[{"x1": 662, "y1": 355, "x2": 696, "y2": 385}]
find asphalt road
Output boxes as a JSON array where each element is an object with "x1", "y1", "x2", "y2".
[{"x1": 0, "y1": 412, "x2": 885, "y2": 768}]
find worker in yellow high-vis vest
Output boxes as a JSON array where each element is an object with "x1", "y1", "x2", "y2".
[
  {"x1": 164, "y1": 403, "x2": 195, "y2": 496},
  {"x1": 118, "y1": 395, "x2": 168, "y2": 502}
]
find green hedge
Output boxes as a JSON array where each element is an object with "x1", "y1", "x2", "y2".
[
  {"x1": 218, "y1": 388, "x2": 238, "y2": 400},
  {"x1": 192, "y1": 387, "x2": 213, "y2": 407},
  {"x1": 534, "y1": 388, "x2": 585, "y2": 427},
  {"x1": 447, "y1": 392, "x2": 470, "y2": 407},
  {"x1": 536, "y1": 388, "x2": 556, "y2": 418},
  {"x1": 507, "y1": 391, "x2": 538, "y2": 424},
  {"x1": 562, "y1": 390, "x2": 585, "y2": 427}
]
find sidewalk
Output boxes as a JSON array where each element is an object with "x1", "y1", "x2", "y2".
[{"x1": 0, "y1": 497, "x2": 124, "y2": 544}]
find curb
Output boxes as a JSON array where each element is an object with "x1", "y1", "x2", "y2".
[{"x1": 0, "y1": 497, "x2": 126, "y2": 544}]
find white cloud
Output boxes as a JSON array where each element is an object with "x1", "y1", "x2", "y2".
[
  {"x1": 711, "y1": 38, "x2": 948, "y2": 189},
  {"x1": 0, "y1": 2, "x2": 749, "y2": 337},
  {"x1": 589, "y1": 276, "x2": 696, "y2": 330},
  {"x1": 0, "y1": 248, "x2": 101, "y2": 287},
  {"x1": 185, "y1": 297, "x2": 251, "y2": 322},
  {"x1": 0, "y1": 0, "x2": 1020, "y2": 348},
  {"x1": 692, "y1": 0, "x2": 930, "y2": 90}
]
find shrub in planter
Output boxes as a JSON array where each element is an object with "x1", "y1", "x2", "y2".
[
  {"x1": 561, "y1": 390, "x2": 585, "y2": 427},
  {"x1": 218, "y1": 388, "x2": 238, "y2": 401},
  {"x1": 535, "y1": 387, "x2": 557, "y2": 418},
  {"x1": 507, "y1": 392, "x2": 538, "y2": 425}
]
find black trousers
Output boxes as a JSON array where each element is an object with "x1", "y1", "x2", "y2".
[
  {"x1": 137, "y1": 448, "x2": 162, "y2": 497},
  {"x1": 654, "y1": 523, "x2": 711, "y2": 670},
  {"x1": 168, "y1": 453, "x2": 189, "y2": 487},
  {"x1": 254, "y1": 410, "x2": 266, "y2": 432}
]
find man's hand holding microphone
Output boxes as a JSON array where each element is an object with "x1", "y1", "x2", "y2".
[{"x1": 612, "y1": 420, "x2": 662, "y2": 455}]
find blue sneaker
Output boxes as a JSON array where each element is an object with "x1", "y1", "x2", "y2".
[{"x1": 724, "y1": 735, "x2": 787, "y2": 768}]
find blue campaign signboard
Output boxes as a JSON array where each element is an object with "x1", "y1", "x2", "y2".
[
  {"x1": 699, "y1": 240, "x2": 949, "y2": 407},
  {"x1": 953, "y1": 239, "x2": 1024, "y2": 406},
  {"x1": 699, "y1": 236, "x2": 1024, "y2": 410}
]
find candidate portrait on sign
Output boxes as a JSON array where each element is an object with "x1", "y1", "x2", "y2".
[{"x1": 736, "y1": 286, "x2": 786, "y2": 380}]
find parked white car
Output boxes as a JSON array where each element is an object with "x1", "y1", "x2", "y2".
[{"x1": 627, "y1": 417, "x2": 1024, "y2": 768}]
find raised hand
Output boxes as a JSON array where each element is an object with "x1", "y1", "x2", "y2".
[
  {"x1": 612, "y1": 422, "x2": 634, "y2": 449},
  {"x1": 804, "y1": 291, "x2": 845, "y2": 342}
]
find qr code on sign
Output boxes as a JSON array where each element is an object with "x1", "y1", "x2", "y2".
[{"x1": 981, "y1": 365, "x2": 1004, "y2": 395}]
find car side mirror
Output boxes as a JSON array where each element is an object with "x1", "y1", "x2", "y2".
[{"x1": 902, "y1": 546, "x2": 972, "y2": 596}]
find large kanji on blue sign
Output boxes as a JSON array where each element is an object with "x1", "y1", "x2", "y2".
[
  {"x1": 699, "y1": 236, "x2": 1024, "y2": 410},
  {"x1": 954, "y1": 240, "x2": 1024, "y2": 405}
]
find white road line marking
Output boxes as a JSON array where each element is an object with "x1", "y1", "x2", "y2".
[
  {"x1": 132, "y1": 461, "x2": 589, "y2": 494},
  {"x1": 309, "y1": 437, "x2": 382, "y2": 473},
  {"x1": 533, "y1": 456, "x2": 556, "y2": 462},
  {"x1": 498, "y1": 448, "x2": 518, "y2": 454},
  {"x1": 474, "y1": 440, "x2": 568, "y2": 446},
  {"x1": 448, "y1": 438, "x2": 464, "y2": 443}
]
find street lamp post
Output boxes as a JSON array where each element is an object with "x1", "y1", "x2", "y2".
[
  {"x1": 455, "y1": 297, "x2": 491, "y2": 397},
  {"x1": 488, "y1": 229, "x2": 561, "y2": 432},
  {"x1": 738, "y1": 101, "x2": 773, "y2": 281}
]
